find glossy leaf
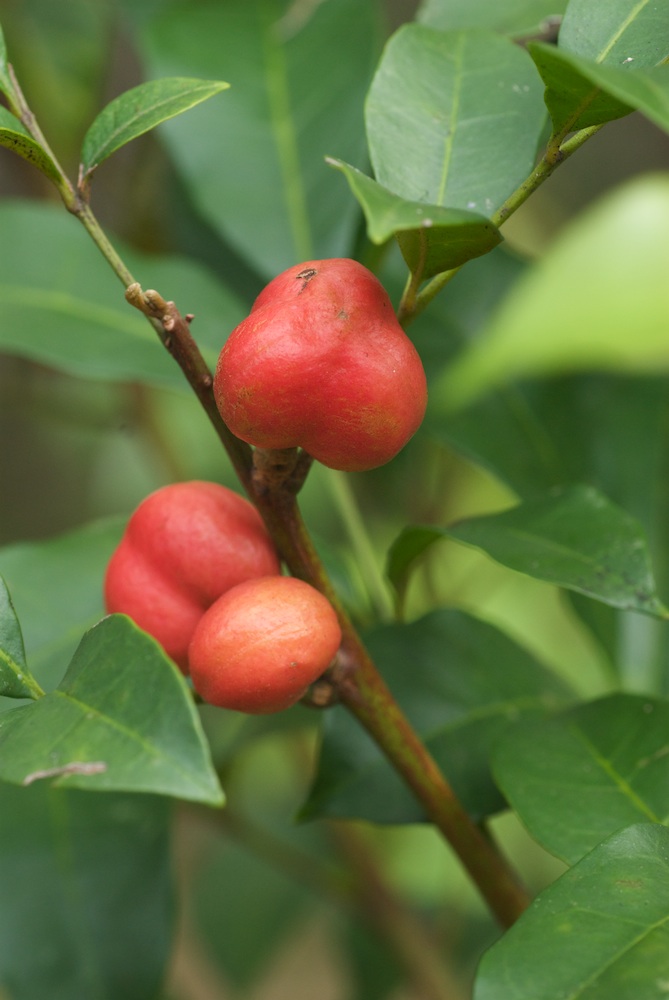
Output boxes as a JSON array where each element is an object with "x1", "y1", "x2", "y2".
[
  {"x1": 445, "y1": 485, "x2": 669, "y2": 618},
  {"x1": 533, "y1": 48, "x2": 669, "y2": 135},
  {"x1": 0, "y1": 105, "x2": 61, "y2": 183},
  {"x1": 0, "y1": 200, "x2": 245, "y2": 388},
  {"x1": 131, "y1": 0, "x2": 379, "y2": 277},
  {"x1": 0, "y1": 517, "x2": 123, "y2": 696},
  {"x1": 80, "y1": 76, "x2": 229, "y2": 177},
  {"x1": 0, "y1": 783, "x2": 172, "y2": 1000},
  {"x1": 558, "y1": 0, "x2": 669, "y2": 62},
  {"x1": 494, "y1": 694, "x2": 669, "y2": 864},
  {"x1": 302, "y1": 609, "x2": 571, "y2": 824},
  {"x1": 416, "y1": 0, "x2": 568, "y2": 36},
  {"x1": 529, "y1": 0, "x2": 669, "y2": 133},
  {"x1": 0, "y1": 615, "x2": 224, "y2": 805},
  {"x1": 328, "y1": 158, "x2": 501, "y2": 277},
  {"x1": 439, "y1": 176, "x2": 669, "y2": 409},
  {"x1": 366, "y1": 26, "x2": 547, "y2": 218},
  {"x1": 474, "y1": 823, "x2": 669, "y2": 1000},
  {"x1": 0, "y1": 576, "x2": 42, "y2": 700}
]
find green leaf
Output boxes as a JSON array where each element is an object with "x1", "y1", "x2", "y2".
[
  {"x1": 0, "y1": 517, "x2": 123, "y2": 696},
  {"x1": 558, "y1": 0, "x2": 669, "y2": 63},
  {"x1": 0, "y1": 576, "x2": 43, "y2": 700},
  {"x1": 328, "y1": 158, "x2": 502, "y2": 277},
  {"x1": 194, "y1": 831, "x2": 316, "y2": 987},
  {"x1": 0, "y1": 105, "x2": 61, "y2": 183},
  {"x1": 533, "y1": 47, "x2": 669, "y2": 134},
  {"x1": 494, "y1": 694, "x2": 669, "y2": 865},
  {"x1": 438, "y1": 176, "x2": 669, "y2": 409},
  {"x1": 0, "y1": 615, "x2": 224, "y2": 805},
  {"x1": 365, "y1": 26, "x2": 547, "y2": 217},
  {"x1": 0, "y1": 19, "x2": 15, "y2": 101},
  {"x1": 445, "y1": 485, "x2": 669, "y2": 618},
  {"x1": 474, "y1": 823, "x2": 669, "y2": 1000},
  {"x1": 130, "y1": 0, "x2": 380, "y2": 276},
  {"x1": 416, "y1": 0, "x2": 568, "y2": 36},
  {"x1": 302, "y1": 609, "x2": 571, "y2": 824},
  {"x1": 0, "y1": 783, "x2": 173, "y2": 1000},
  {"x1": 529, "y1": 0, "x2": 669, "y2": 133},
  {"x1": 0, "y1": 200, "x2": 245, "y2": 388},
  {"x1": 80, "y1": 76, "x2": 229, "y2": 177}
]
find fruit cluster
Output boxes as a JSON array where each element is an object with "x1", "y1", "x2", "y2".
[
  {"x1": 104, "y1": 481, "x2": 341, "y2": 713},
  {"x1": 106, "y1": 259, "x2": 425, "y2": 713}
]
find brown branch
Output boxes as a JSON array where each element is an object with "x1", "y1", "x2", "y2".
[{"x1": 126, "y1": 281, "x2": 530, "y2": 926}]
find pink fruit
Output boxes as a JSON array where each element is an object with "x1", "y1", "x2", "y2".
[
  {"x1": 188, "y1": 575, "x2": 342, "y2": 714},
  {"x1": 104, "y1": 481, "x2": 280, "y2": 671},
  {"x1": 214, "y1": 258, "x2": 427, "y2": 471}
]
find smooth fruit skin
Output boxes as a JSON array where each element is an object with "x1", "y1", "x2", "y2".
[
  {"x1": 188, "y1": 576, "x2": 342, "y2": 714},
  {"x1": 214, "y1": 258, "x2": 427, "y2": 471},
  {"x1": 104, "y1": 481, "x2": 280, "y2": 672}
]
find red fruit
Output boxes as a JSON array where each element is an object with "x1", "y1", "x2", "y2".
[
  {"x1": 188, "y1": 576, "x2": 342, "y2": 714},
  {"x1": 104, "y1": 481, "x2": 280, "y2": 671},
  {"x1": 214, "y1": 258, "x2": 427, "y2": 472}
]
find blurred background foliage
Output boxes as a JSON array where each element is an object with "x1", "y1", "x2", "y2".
[{"x1": 1, "y1": 0, "x2": 669, "y2": 997}]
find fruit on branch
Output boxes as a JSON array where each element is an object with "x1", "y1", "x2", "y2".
[
  {"x1": 188, "y1": 575, "x2": 342, "y2": 713},
  {"x1": 214, "y1": 258, "x2": 427, "y2": 471},
  {"x1": 104, "y1": 481, "x2": 280, "y2": 671}
]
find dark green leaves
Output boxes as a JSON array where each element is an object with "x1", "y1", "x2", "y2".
[
  {"x1": 303, "y1": 609, "x2": 571, "y2": 824},
  {"x1": 444, "y1": 485, "x2": 668, "y2": 618},
  {"x1": 0, "y1": 577, "x2": 43, "y2": 700},
  {"x1": 131, "y1": 0, "x2": 379, "y2": 276},
  {"x1": 0, "y1": 201, "x2": 244, "y2": 388},
  {"x1": 0, "y1": 105, "x2": 61, "y2": 182},
  {"x1": 0, "y1": 784, "x2": 173, "y2": 1000},
  {"x1": 494, "y1": 694, "x2": 669, "y2": 864},
  {"x1": 529, "y1": 0, "x2": 669, "y2": 134},
  {"x1": 0, "y1": 615, "x2": 223, "y2": 805},
  {"x1": 475, "y1": 824, "x2": 669, "y2": 1000},
  {"x1": 80, "y1": 76, "x2": 229, "y2": 178},
  {"x1": 366, "y1": 26, "x2": 547, "y2": 217},
  {"x1": 0, "y1": 517, "x2": 123, "y2": 693},
  {"x1": 328, "y1": 158, "x2": 501, "y2": 276},
  {"x1": 416, "y1": 0, "x2": 568, "y2": 36}
]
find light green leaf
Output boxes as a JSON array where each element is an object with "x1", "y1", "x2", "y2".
[
  {"x1": 0, "y1": 615, "x2": 224, "y2": 805},
  {"x1": 0, "y1": 105, "x2": 61, "y2": 183},
  {"x1": 494, "y1": 694, "x2": 669, "y2": 864},
  {"x1": 0, "y1": 576, "x2": 43, "y2": 700},
  {"x1": 444, "y1": 485, "x2": 668, "y2": 618},
  {"x1": 80, "y1": 76, "x2": 229, "y2": 177},
  {"x1": 130, "y1": 0, "x2": 380, "y2": 277},
  {"x1": 328, "y1": 158, "x2": 502, "y2": 277},
  {"x1": 474, "y1": 824, "x2": 669, "y2": 1000},
  {"x1": 416, "y1": 0, "x2": 568, "y2": 37},
  {"x1": 0, "y1": 200, "x2": 245, "y2": 388},
  {"x1": 0, "y1": 784, "x2": 173, "y2": 1000},
  {"x1": 0, "y1": 19, "x2": 16, "y2": 102},
  {"x1": 365, "y1": 26, "x2": 547, "y2": 217},
  {"x1": 438, "y1": 175, "x2": 669, "y2": 409}
]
